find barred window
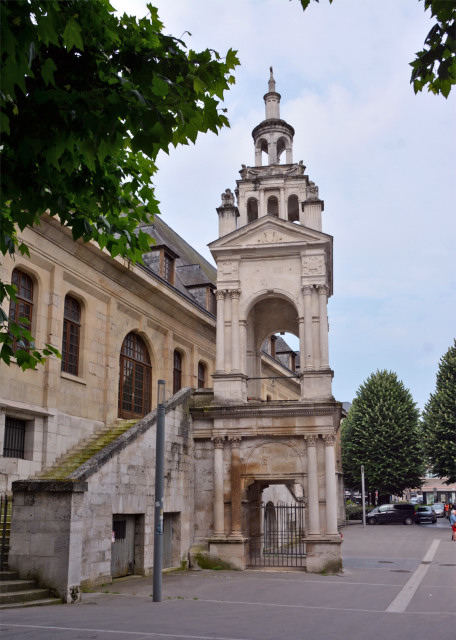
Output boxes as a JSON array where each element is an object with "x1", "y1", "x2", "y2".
[
  {"x1": 62, "y1": 295, "x2": 81, "y2": 375},
  {"x1": 118, "y1": 333, "x2": 152, "y2": 419},
  {"x1": 9, "y1": 269, "x2": 33, "y2": 353},
  {"x1": 3, "y1": 417, "x2": 26, "y2": 458},
  {"x1": 173, "y1": 350, "x2": 182, "y2": 394}
]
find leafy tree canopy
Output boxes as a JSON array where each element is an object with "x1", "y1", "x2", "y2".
[
  {"x1": 421, "y1": 340, "x2": 456, "y2": 483},
  {"x1": 0, "y1": 0, "x2": 239, "y2": 369},
  {"x1": 341, "y1": 370, "x2": 423, "y2": 500},
  {"x1": 298, "y1": 0, "x2": 456, "y2": 98}
]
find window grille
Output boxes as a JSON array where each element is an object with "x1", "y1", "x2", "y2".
[
  {"x1": 198, "y1": 362, "x2": 206, "y2": 388},
  {"x1": 3, "y1": 417, "x2": 26, "y2": 458},
  {"x1": 118, "y1": 333, "x2": 152, "y2": 419},
  {"x1": 173, "y1": 350, "x2": 182, "y2": 394},
  {"x1": 9, "y1": 269, "x2": 33, "y2": 353}
]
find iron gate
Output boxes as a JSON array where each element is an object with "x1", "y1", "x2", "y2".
[{"x1": 248, "y1": 502, "x2": 306, "y2": 568}]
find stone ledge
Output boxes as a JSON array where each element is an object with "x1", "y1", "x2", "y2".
[{"x1": 12, "y1": 479, "x2": 88, "y2": 493}]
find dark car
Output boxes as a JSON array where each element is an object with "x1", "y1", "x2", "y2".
[
  {"x1": 415, "y1": 506, "x2": 437, "y2": 524},
  {"x1": 367, "y1": 503, "x2": 416, "y2": 526},
  {"x1": 432, "y1": 502, "x2": 445, "y2": 518}
]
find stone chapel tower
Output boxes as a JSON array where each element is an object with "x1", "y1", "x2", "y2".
[
  {"x1": 210, "y1": 68, "x2": 333, "y2": 405},
  {"x1": 192, "y1": 71, "x2": 343, "y2": 573}
]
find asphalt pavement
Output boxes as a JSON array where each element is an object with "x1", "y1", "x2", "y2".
[{"x1": 1, "y1": 517, "x2": 455, "y2": 640}]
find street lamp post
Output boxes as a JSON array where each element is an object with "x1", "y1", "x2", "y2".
[
  {"x1": 153, "y1": 380, "x2": 166, "y2": 602},
  {"x1": 361, "y1": 465, "x2": 366, "y2": 528}
]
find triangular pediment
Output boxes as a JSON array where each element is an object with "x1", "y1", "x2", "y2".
[{"x1": 209, "y1": 216, "x2": 331, "y2": 255}]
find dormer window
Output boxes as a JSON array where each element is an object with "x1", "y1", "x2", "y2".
[{"x1": 162, "y1": 248, "x2": 176, "y2": 284}]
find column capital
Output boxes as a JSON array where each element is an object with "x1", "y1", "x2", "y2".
[
  {"x1": 229, "y1": 289, "x2": 241, "y2": 299},
  {"x1": 212, "y1": 436, "x2": 225, "y2": 449},
  {"x1": 316, "y1": 284, "x2": 329, "y2": 296},
  {"x1": 215, "y1": 289, "x2": 226, "y2": 301},
  {"x1": 322, "y1": 434, "x2": 336, "y2": 446},
  {"x1": 301, "y1": 285, "x2": 314, "y2": 296},
  {"x1": 229, "y1": 436, "x2": 242, "y2": 448},
  {"x1": 305, "y1": 434, "x2": 319, "y2": 446}
]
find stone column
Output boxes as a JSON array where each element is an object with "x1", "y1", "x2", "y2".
[
  {"x1": 259, "y1": 188, "x2": 265, "y2": 218},
  {"x1": 302, "y1": 286, "x2": 314, "y2": 370},
  {"x1": 230, "y1": 289, "x2": 241, "y2": 372},
  {"x1": 215, "y1": 290, "x2": 225, "y2": 373},
  {"x1": 306, "y1": 435, "x2": 320, "y2": 535},
  {"x1": 239, "y1": 320, "x2": 247, "y2": 373},
  {"x1": 323, "y1": 435, "x2": 338, "y2": 535},
  {"x1": 212, "y1": 437, "x2": 226, "y2": 537},
  {"x1": 229, "y1": 437, "x2": 243, "y2": 539},
  {"x1": 224, "y1": 292, "x2": 232, "y2": 373},
  {"x1": 317, "y1": 284, "x2": 330, "y2": 370}
]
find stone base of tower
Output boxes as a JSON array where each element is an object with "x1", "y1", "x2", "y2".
[
  {"x1": 300, "y1": 370, "x2": 334, "y2": 401},
  {"x1": 212, "y1": 372, "x2": 248, "y2": 405},
  {"x1": 304, "y1": 536, "x2": 343, "y2": 574}
]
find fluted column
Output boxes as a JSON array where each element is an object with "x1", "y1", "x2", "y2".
[
  {"x1": 212, "y1": 437, "x2": 226, "y2": 537},
  {"x1": 302, "y1": 286, "x2": 314, "y2": 370},
  {"x1": 317, "y1": 284, "x2": 329, "y2": 369},
  {"x1": 215, "y1": 290, "x2": 225, "y2": 373},
  {"x1": 230, "y1": 289, "x2": 241, "y2": 372},
  {"x1": 229, "y1": 437, "x2": 243, "y2": 539},
  {"x1": 323, "y1": 434, "x2": 338, "y2": 535},
  {"x1": 306, "y1": 435, "x2": 320, "y2": 535}
]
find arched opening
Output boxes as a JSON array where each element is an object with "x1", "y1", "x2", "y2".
[
  {"x1": 256, "y1": 138, "x2": 268, "y2": 166},
  {"x1": 62, "y1": 295, "x2": 81, "y2": 376},
  {"x1": 267, "y1": 196, "x2": 279, "y2": 216},
  {"x1": 247, "y1": 197, "x2": 258, "y2": 223},
  {"x1": 246, "y1": 295, "x2": 299, "y2": 401},
  {"x1": 287, "y1": 194, "x2": 299, "y2": 222},
  {"x1": 9, "y1": 268, "x2": 34, "y2": 353},
  {"x1": 118, "y1": 333, "x2": 152, "y2": 419}
]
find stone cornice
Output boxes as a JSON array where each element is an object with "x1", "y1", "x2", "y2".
[{"x1": 190, "y1": 401, "x2": 341, "y2": 422}]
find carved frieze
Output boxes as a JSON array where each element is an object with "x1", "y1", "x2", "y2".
[
  {"x1": 256, "y1": 231, "x2": 283, "y2": 244},
  {"x1": 302, "y1": 255, "x2": 325, "y2": 276}
]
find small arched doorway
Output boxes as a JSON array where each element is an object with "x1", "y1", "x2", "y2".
[{"x1": 118, "y1": 332, "x2": 152, "y2": 419}]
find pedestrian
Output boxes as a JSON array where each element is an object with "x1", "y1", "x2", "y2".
[
  {"x1": 444, "y1": 503, "x2": 449, "y2": 519},
  {"x1": 450, "y1": 509, "x2": 456, "y2": 541}
]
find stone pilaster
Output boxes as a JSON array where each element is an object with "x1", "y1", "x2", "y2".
[
  {"x1": 229, "y1": 437, "x2": 243, "y2": 539},
  {"x1": 317, "y1": 284, "x2": 330, "y2": 370},
  {"x1": 212, "y1": 437, "x2": 226, "y2": 538},
  {"x1": 302, "y1": 285, "x2": 314, "y2": 370},
  {"x1": 215, "y1": 290, "x2": 225, "y2": 373},
  {"x1": 323, "y1": 434, "x2": 338, "y2": 535},
  {"x1": 306, "y1": 435, "x2": 320, "y2": 535},
  {"x1": 230, "y1": 289, "x2": 241, "y2": 373}
]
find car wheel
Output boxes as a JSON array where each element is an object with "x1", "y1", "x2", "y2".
[
  {"x1": 368, "y1": 517, "x2": 377, "y2": 525},
  {"x1": 404, "y1": 517, "x2": 413, "y2": 525}
]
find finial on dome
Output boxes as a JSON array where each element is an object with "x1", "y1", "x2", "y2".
[{"x1": 268, "y1": 67, "x2": 276, "y2": 92}]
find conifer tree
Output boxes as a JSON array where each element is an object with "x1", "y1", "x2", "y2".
[
  {"x1": 421, "y1": 340, "x2": 456, "y2": 483},
  {"x1": 341, "y1": 370, "x2": 423, "y2": 502}
]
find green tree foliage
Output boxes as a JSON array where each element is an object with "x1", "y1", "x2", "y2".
[
  {"x1": 0, "y1": 0, "x2": 239, "y2": 369},
  {"x1": 341, "y1": 370, "x2": 423, "y2": 500},
  {"x1": 421, "y1": 340, "x2": 456, "y2": 483},
  {"x1": 298, "y1": 0, "x2": 456, "y2": 98}
]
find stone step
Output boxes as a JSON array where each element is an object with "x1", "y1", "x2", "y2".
[
  {"x1": 0, "y1": 579, "x2": 38, "y2": 593},
  {"x1": 0, "y1": 587, "x2": 52, "y2": 604},
  {"x1": 0, "y1": 571, "x2": 17, "y2": 582},
  {"x1": 0, "y1": 596, "x2": 63, "y2": 609}
]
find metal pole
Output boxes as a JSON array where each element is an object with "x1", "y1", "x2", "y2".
[
  {"x1": 361, "y1": 465, "x2": 366, "y2": 528},
  {"x1": 153, "y1": 380, "x2": 166, "y2": 602}
]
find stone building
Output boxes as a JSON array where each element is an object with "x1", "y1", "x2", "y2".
[{"x1": 1, "y1": 71, "x2": 343, "y2": 601}]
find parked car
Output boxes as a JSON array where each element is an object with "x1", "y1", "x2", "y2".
[
  {"x1": 432, "y1": 502, "x2": 445, "y2": 518},
  {"x1": 367, "y1": 503, "x2": 416, "y2": 526},
  {"x1": 415, "y1": 506, "x2": 437, "y2": 524}
]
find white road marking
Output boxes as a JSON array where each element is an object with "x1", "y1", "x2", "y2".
[{"x1": 386, "y1": 539, "x2": 441, "y2": 613}]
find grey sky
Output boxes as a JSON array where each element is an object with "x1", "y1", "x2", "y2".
[{"x1": 113, "y1": 0, "x2": 456, "y2": 409}]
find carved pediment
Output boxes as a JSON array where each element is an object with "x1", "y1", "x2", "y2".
[{"x1": 209, "y1": 216, "x2": 330, "y2": 255}]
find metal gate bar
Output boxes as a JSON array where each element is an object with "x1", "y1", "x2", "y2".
[{"x1": 249, "y1": 502, "x2": 306, "y2": 568}]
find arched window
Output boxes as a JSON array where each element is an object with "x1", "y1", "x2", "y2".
[
  {"x1": 173, "y1": 350, "x2": 182, "y2": 394},
  {"x1": 247, "y1": 198, "x2": 258, "y2": 223},
  {"x1": 9, "y1": 269, "x2": 33, "y2": 353},
  {"x1": 118, "y1": 333, "x2": 152, "y2": 419},
  {"x1": 267, "y1": 196, "x2": 279, "y2": 216},
  {"x1": 277, "y1": 137, "x2": 287, "y2": 163},
  {"x1": 198, "y1": 361, "x2": 206, "y2": 388},
  {"x1": 62, "y1": 295, "x2": 81, "y2": 375},
  {"x1": 287, "y1": 195, "x2": 299, "y2": 222}
]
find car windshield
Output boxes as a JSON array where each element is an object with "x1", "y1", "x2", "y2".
[{"x1": 417, "y1": 507, "x2": 431, "y2": 512}]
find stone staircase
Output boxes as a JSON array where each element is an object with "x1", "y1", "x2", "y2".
[
  {"x1": 0, "y1": 571, "x2": 62, "y2": 609},
  {"x1": 38, "y1": 418, "x2": 138, "y2": 479}
]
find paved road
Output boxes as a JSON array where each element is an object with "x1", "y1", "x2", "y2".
[{"x1": 1, "y1": 519, "x2": 455, "y2": 640}]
